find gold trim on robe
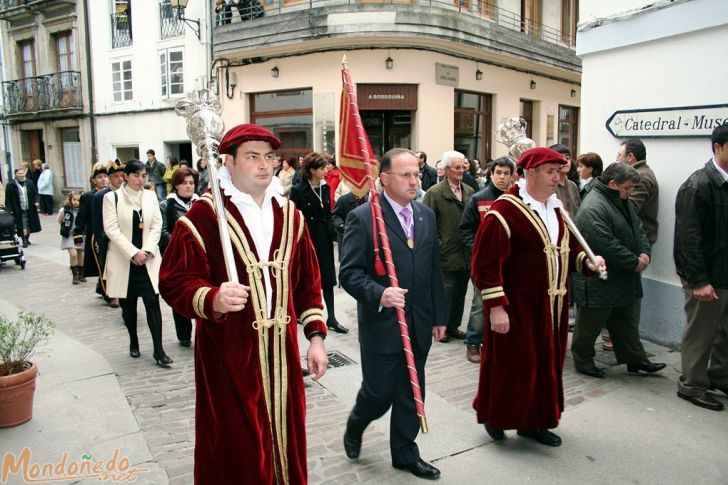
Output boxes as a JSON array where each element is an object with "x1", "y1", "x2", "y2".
[
  {"x1": 192, "y1": 286, "x2": 211, "y2": 319},
  {"x1": 481, "y1": 286, "x2": 506, "y2": 301}
]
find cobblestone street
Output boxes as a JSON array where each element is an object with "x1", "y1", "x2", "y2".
[{"x1": 1, "y1": 216, "x2": 726, "y2": 485}]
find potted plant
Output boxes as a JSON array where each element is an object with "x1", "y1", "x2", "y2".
[{"x1": 0, "y1": 310, "x2": 54, "y2": 427}]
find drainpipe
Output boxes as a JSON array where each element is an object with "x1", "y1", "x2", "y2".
[
  {"x1": 82, "y1": 0, "x2": 98, "y2": 163},
  {"x1": 0, "y1": 26, "x2": 13, "y2": 181}
]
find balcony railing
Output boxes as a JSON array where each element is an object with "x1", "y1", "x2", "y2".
[
  {"x1": 2, "y1": 71, "x2": 83, "y2": 116},
  {"x1": 160, "y1": 3, "x2": 185, "y2": 39},
  {"x1": 111, "y1": 12, "x2": 133, "y2": 48},
  {"x1": 213, "y1": 0, "x2": 575, "y2": 47}
]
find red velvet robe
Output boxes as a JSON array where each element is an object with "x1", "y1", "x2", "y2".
[
  {"x1": 471, "y1": 187, "x2": 589, "y2": 430},
  {"x1": 159, "y1": 192, "x2": 326, "y2": 485}
]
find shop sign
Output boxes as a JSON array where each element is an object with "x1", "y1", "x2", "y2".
[
  {"x1": 357, "y1": 84, "x2": 418, "y2": 110},
  {"x1": 435, "y1": 63, "x2": 459, "y2": 87},
  {"x1": 606, "y1": 104, "x2": 728, "y2": 138}
]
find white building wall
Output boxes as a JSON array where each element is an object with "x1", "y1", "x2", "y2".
[
  {"x1": 88, "y1": 0, "x2": 210, "y2": 160},
  {"x1": 576, "y1": 0, "x2": 728, "y2": 346},
  {"x1": 221, "y1": 49, "x2": 579, "y2": 162}
]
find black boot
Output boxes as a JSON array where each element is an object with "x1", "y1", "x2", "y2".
[
  {"x1": 120, "y1": 298, "x2": 140, "y2": 358},
  {"x1": 143, "y1": 295, "x2": 173, "y2": 367},
  {"x1": 76, "y1": 265, "x2": 87, "y2": 282}
]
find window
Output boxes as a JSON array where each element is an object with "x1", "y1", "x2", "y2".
[
  {"x1": 18, "y1": 41, "x2": 36, "y2": 110},
  {"x1": 521, "y1": 0, "x2": 542, "y2": 38},
  {"x1": 62, "y1": 128, "x2": 84, "y2": 189},
  {"x1": 520, "y1": 99, "x2": 533, "y2": 140},
  {"x1": 160, "y1": 49, "x2": 184, "y2": 97},
  {"x1": 250, "y1": 89, "x2": 313, "y2": 157},
  {"x1": 561, "y1": 0, "x2": 578, "y2": 46},
  {"x1": 112, "y1": 60, "x2": 132, "y2": 102},
  {"x1": 454, "y1": 90, "x2": 492, "y2": 162},
  {"x1": 558, "y1": 105, "x2": 579, "y2": 158},
  {"x1": 55, "y1": 32, "x2": 75, "y2": 72},
  {"x1": 19, "y1": 40, "x2": 35, "y2": 80},
  {"x1": 111, "y1": 0, "x2": 132, "y2": 48}
]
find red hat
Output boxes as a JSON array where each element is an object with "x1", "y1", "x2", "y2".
[
  {"x1": 517, "y1": 147, "x2": 567, "y2": 170},
  {"x1": 218, "y1": 124, "x2": 281, "y2": 154}
]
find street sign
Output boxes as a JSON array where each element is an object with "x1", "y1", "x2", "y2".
[{"x1": 606, "y1": 104, "x2": 728, "y2": 138}]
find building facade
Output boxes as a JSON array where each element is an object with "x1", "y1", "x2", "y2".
[
  {"x1": 211, "y1": 0, "x2": 581, "y2": 162},
  {"x1": 0, "y1": 0, "x2": 93, "y2": 198},
  {"x1": 88, "y1": 0, "x2": 210, "y2": 169},
  {"x1": 577, "y1": 0, "x2": 728, "y2": 346}
]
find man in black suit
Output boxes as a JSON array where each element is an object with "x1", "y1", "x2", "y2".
[
  {"x1": 339, "y1": 148, "x2": 446, "y2": 480},
  {"x1": 416, "y1": 151, "x2": 437, "y2": 192}
]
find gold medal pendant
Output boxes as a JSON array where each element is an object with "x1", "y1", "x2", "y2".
[
  {"x1": 138, "y1": 222, "x2": 144, "y2": 230},
  {"x1": 407, "y1": 238, "x2": 414, "y2": 249}
]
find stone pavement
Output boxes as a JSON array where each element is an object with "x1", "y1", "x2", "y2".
[{"x1": 1, "y1": 215, "x2": 727, "y2": 484}]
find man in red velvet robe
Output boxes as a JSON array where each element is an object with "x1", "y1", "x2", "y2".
[
  {"x1": 159, "y1": 124, "x2": 329, "y2": 484},
  {"x1": 471, "y1": 147, "x2": 605, "y2": 447}
]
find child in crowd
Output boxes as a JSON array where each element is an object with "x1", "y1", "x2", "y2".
[{"x1": 58, "y1": 191, "x2": 86, "y2": 284}]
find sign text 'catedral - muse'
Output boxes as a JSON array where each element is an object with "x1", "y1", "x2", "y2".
[{"x1": 606, "y1": 104, "x2": 728, "y2": 138}]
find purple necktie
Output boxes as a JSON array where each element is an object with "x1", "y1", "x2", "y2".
[{"x1": 400, "y1": 207, "x2": 413, "y2": 241}]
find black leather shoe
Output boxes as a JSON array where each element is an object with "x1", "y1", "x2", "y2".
[
  {"x1": 153, "y1": 352, "x2": 173, "y2": 367},
  {"x1": 627, "y1": 361, "x2": 666, "y2": 374},
  {"x1": 129, "y1": 346, "x2": 140, "y2": 359},
  {"x1": 446, "y1": 328, "x2": 466, "y2": 339},
  {"x1": 343, "y1": 431, "x2": 361, "y2": 459},
  {"x1": 484, "y1": 424, "x2": 505, "y2": 441},
  {"x1": 678, "y1": 392, "x2": 724, "y2": 411},
  {"x1": 577, "y1": 366, "x2": 605, "y2": 378},
  {"x1": 327, "y1": 320, "x2": 349, "y2": 334},
  {"x1": 179, "y1": 340, "x2": 191, "y2": 348},
  {"x1": 517, "y1": 429, "x2": 562, "y2": 447},
  {"x1": 393, "y1": 459, "x2": 441, "y2": 480}
]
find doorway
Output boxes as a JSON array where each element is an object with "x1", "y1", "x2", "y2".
[
  {"x1": 360, "y1": 110, "x2": 412, "y2": 160},
  {"x1": 22, "y1": 129, "x2": 45, "y2": 164}
]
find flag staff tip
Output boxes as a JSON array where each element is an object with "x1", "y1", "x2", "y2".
[{"x1": 342, "y1": 55, "x2": 348, "y2": 68}]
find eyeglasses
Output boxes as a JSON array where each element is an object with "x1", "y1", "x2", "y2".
[{"x1": 384, "y1": 172, "x2": 420, "y2": 180}]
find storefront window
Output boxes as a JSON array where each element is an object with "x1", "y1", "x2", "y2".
[
  {"x1": 454, "y1": 90, "x2": 492, "y2": 162},
  {"x1": 251, "y1": 89, "x2": 313, "y2": 156},
  {"x1": 558, "y1": 104, "x2": 579, "y2": 157}
]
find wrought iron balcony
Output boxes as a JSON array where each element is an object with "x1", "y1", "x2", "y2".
[
  {"x1": 111, "y1": 12, "x2": 133, "y2": 48},
  {"x1": 160, "y1": 2, "x2": 185, "y2": 39},
  {"x1": 2, "y1": 71, "x2": 83, "y2": 116},
  {"x1": 213, "y1": 0, "x2": 575, "y2": 48},
  {"x1": 0, "y1": 0, "x2": 74, "y2": 19}
]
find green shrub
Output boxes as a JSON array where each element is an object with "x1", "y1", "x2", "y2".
[{"x1": 0, "y1": 311, "x2": 54, "y2": 376}]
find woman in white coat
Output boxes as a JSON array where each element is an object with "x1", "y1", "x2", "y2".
[{"x1": 103, "y1": 160, "x2": 172, "y2": 367}]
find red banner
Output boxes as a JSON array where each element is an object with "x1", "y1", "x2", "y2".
[{"x1": 339, "y1": 69, "x2": 378, "y2": 198}]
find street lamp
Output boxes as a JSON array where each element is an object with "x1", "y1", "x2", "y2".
[
  {"x1": 530, "y1": 79, "x2": 536, "y2": 90},
  {"x1": 170, "y1": 0, "x2": 201, "y2": 41},
  {"x1": 476, "y1": 69, "x2": 483, "y2": 81},
  {"x1": 385, "y1": 57, "x2": 394, "y2": 70},
  {"x1": 271, "y1": 66, "x2": 279, "y2": 78},
  {"x1": 570, "y1": 88, "x2": 577, "y2": 98}
]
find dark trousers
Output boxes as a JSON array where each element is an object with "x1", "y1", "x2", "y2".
[
  {"x1": 172, "y1": 309, "x2": 192, "y2": 343},
  {"x1": 571, "y1": 301, "x2": 647, "y2": 370},
  {"x1": 442, "y1": 270, "x2": 469, "y2": 331},
  {"x1": 347, "y1": 349, "x2": 427, "y2": 465},
  {"x1": 119, "y1": 294, "x2": 166, "y2": 355},
  {"x1": 39, "y1": 194, "x2": 53, "y2": 214}
]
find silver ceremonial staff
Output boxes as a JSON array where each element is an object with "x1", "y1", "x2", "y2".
[
  {"x1": 495, "y1": 116, "x2": 607, "y2": 280},
  {"x1": 175, "y1": 89, "x2": 239, "y2": 282}
]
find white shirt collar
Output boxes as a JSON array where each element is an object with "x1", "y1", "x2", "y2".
[
  {"x1": 517, "y1": 178, "x2": 561, "y2": 211},
  {"x1": 712, "y1": 157, "x2": 728, "y2": 182}
]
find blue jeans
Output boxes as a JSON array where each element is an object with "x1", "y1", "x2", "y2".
[
  {"x1": 465, "y1": 279, "x2": 484, "y2": 347},
  {"x1": 154, "y1": 183, "x2": 166, "y2": 200}
]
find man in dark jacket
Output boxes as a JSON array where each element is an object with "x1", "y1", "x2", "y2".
[
  {"x1": 571, "y1": 163, "x2": 666, "y2": 378},
  {"x1": 73, "y1": 162, "x2": 108, "y2": 297},
  {"x1": 332, "y1": 189, "x2": 368, "y2": 254},
  {"x1": 145, "y1": 149, "x2": 166, "y2": 200},
  {"x1": 617, "y1": 138, "x2": 659, "y2": 245},
  {"x1": 459, "y1": 157, "x2": 513, "y2": 362},
  {"x1": 4, "y1": 167, "x2": 41, "y2": 247},
  {"x1": 92, "y1": 159, "x2": 124, "y2": 308},
  {"x1": 423, "y1": 150, "x2": 474, "y2": 342},
  {"x1": 673, "y1": 122, "x2": 728, "y2": 411},
  {"x1": 416, "y1": 151, "x2": 437, "y2": 192}
]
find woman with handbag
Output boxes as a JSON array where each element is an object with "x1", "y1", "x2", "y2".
[
  {"x1": 288, "y1": 152, "x2": 348, "y2": 334},
  {"x1": 159, "y1": 167, "x2": 199, "y2": 348},
  {"x1": 103, "y1": 160, "x2": 172, "y2": 367}
]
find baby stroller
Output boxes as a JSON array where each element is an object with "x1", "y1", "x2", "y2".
[{"x1": 0, "y1": 207, "x2": 26, "y2": 269}]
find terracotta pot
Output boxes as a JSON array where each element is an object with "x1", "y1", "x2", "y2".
[{"x1": 0, "y1": 362, "x2": 38, "y2": 428}]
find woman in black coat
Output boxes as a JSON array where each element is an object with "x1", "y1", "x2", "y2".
[
  {"x1": 288, "y1": 153, "x2": 348, "y2": 334},
  {"x1": 4, "y1": 167, "x2": 41, "y2": 247},
  {"x1": 159, "y1": 167, "x2": 199, "y2": 348}
]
